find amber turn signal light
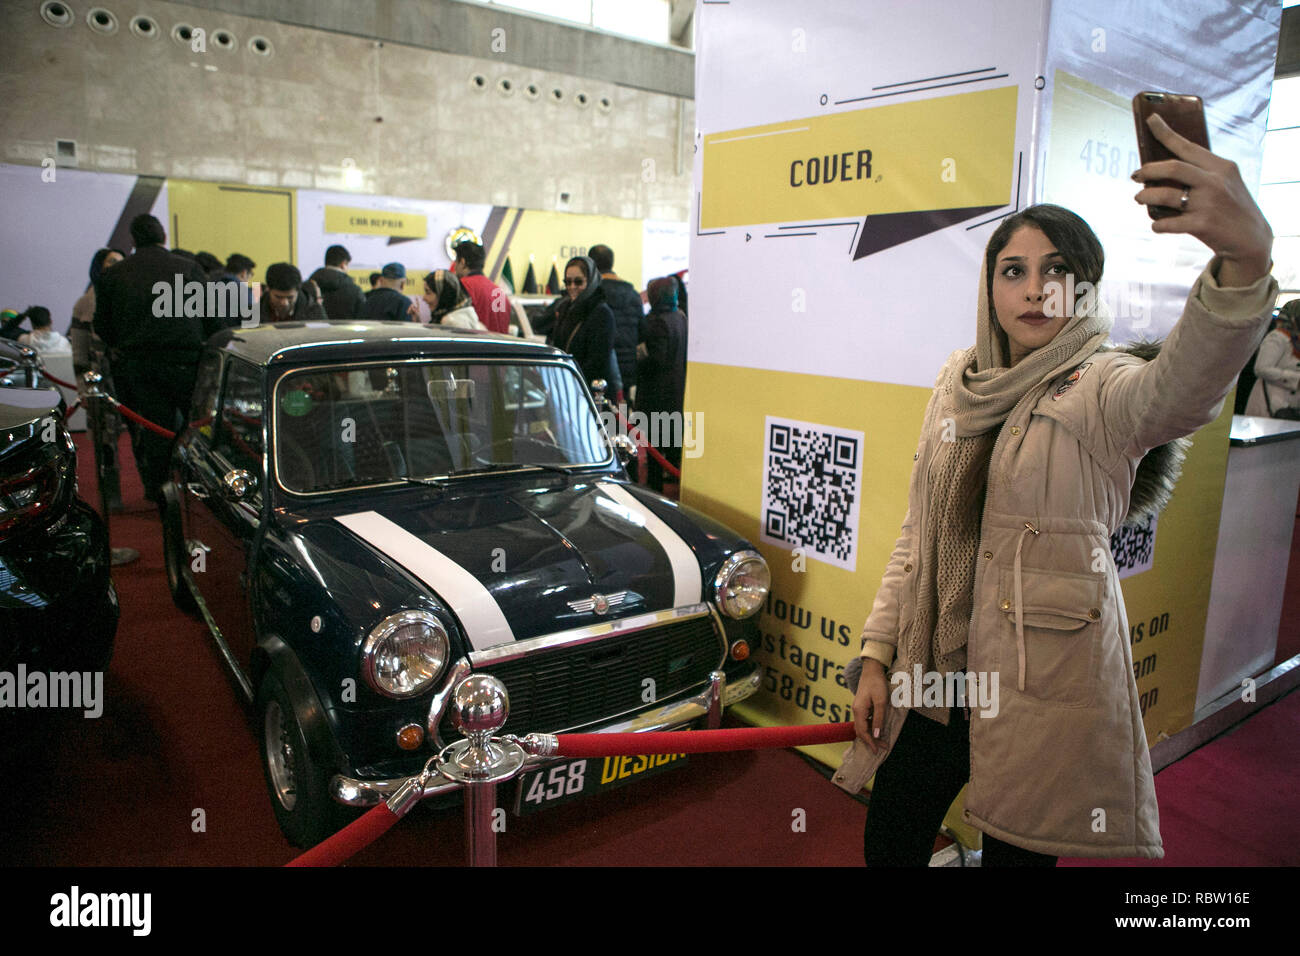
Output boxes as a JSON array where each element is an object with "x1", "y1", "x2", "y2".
[
  {"x1": 396, "y1": 723, "x2": 425, "y2": 751},
  {"x1": 730, "y1": 640, "x2": 750, "y2": 661}
]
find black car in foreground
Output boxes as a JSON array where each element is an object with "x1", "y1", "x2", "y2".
[
  {"x1": 163, "y1": 322, "x2": 769, "y2": 846},
  {"x1": 1, "y1": 387, "x2": 117, "y2": 750}
]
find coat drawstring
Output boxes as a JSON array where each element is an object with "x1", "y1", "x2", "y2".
[{"x1": 1013, "y1": 521, "x2": 1040, "y2": 692}]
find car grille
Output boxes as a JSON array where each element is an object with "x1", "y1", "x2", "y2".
[{"x1": 441, "y1": 614, "x2": 724, "y2": 739}]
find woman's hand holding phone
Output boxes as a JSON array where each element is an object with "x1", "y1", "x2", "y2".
[{"x1": 1132, "y1": 113, "x2": 1273, "y2": 287}]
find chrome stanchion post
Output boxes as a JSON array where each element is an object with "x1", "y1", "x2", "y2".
[
  {"x1": 82, "y1": 371, "x2": 138, "y2": 566},
  {"x1": 438, "y1": 675, "x2": 525, "y2": 867}
]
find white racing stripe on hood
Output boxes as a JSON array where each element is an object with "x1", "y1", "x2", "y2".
[
  {"x1": 596, "y1": 481, "x2": 702, "y2": 608},
  {"x1": 335, "y1": 510, "x2": 514, "y2": 651}
]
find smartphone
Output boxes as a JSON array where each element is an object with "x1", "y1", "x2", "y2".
[{"x1": 1132, "y1": 91, "x2": 1211, "y2": 220}]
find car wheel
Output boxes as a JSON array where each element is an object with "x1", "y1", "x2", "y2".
[
  {"x1": 256, "y1": 668, "x2": 349, "y2": 848},
  {"x1": 161, "y1": 489, "x2": 197, "y2": 614}
]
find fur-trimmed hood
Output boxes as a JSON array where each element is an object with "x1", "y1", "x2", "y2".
[{"x1": 1099, "y1": 339, "x2": 1192, "y2": 527}]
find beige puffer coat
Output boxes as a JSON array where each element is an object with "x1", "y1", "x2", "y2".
[{"x1": 837, "y1": 260, "x2": 1277, "y2": 859}]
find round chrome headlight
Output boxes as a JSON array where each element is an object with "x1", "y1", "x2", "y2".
[
  {"x1": 361, "y1": 610, "x2": 450, "y2": 698},
  {"x1": 713, "y1": 550, "x2": 770, "y2": 619}
]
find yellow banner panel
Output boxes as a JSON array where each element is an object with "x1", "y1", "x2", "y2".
[{"x1": 701, "y1": 85, "x2": 1018, "y2": 228}]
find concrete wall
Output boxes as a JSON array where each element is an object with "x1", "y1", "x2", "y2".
[{"x1": 0, "y1": 0, "x2": 694, "y2": 221}]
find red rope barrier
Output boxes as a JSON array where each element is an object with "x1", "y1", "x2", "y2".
[
  {"x1": 284, "y1": 804, "x2": 401, "y2": 867},
  {"x1": 113, "y1": 401, "x2": 177, "y2": 439},
  {"x1": 612, "y1": 405, "x2": 681, "y2": 479},
  {"x1": 554, "y1": 722, "x2": 856, "y2": 758},
  {"x1": 42, "y1": 370, "x2": 79, "y2": 390}
]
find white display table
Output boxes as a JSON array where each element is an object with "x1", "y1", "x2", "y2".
[{"x1": 1197, "y1": 415, "x2": 1300, "y2": 714}]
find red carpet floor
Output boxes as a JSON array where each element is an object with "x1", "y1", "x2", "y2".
[{"x1": 2, "y1": 432, "x2": 1295, "y2": 867}]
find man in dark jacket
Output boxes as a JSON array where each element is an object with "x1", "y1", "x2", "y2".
[
  {"x1": 589, "y1": 244, "x2": 643, "y2": 398},
  {"x1": 259, "y1": 263, "x2": 328, "y2": 325},
  {"x1": 308, "y1": 244, "x2": 366, "y2": 321},
  {"x1": 363, "y1": 262, "x2": 412, "y2": 322},
  {"x1": 93, "y1": 213, "x2": 221, "y2": 502}
]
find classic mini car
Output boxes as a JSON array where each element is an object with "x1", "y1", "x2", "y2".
[
  {"x1": 162, "y1": 322, "x2": 769, "y2": 846},
  {"x1": 1, "y1": 387, "x2": 118, "y2": 752}
]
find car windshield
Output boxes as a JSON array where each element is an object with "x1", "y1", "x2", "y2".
[{"x1": 273, "y1": 360, "x2": 611, "y2": 493}]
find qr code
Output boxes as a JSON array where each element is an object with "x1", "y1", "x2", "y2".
[
  {"x1": 760, "y1": 416, "x2": 863, "y2": 571},
  {"x1": 1111, "y1": 515, "x2": 1157, "y2": 579}
]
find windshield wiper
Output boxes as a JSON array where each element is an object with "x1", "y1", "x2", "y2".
[
  {"x1": 395, "y1": 475, "x2": 448, "y2": 489},
  {"x1": 452, "y1": 461, "x2": 574, "y2": 477}
]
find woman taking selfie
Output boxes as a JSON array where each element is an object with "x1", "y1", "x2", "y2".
[{"x1": 845, "y1": 113, "x2": 1276, "y2": 865}]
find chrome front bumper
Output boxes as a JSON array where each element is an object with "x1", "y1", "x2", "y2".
[{"x1": 330, "y1": 666, "x2": 762, "y2": 807}]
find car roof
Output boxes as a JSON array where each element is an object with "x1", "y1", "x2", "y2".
[{"x1": 210, "y1": 321, "x2": 564, "y2": 367}]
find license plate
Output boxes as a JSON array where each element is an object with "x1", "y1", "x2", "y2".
[{"x1": 513, "y1": 752, "x2": 688, "y2": 815}]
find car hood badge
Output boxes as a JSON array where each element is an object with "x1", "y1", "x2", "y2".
[{"x1": 567, "y1": 591, "x2": 628, "y2": 615}]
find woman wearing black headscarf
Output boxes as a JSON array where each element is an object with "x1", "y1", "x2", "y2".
[{"x1": 549, "y1": 255, "x2": 615, "y2": 392}]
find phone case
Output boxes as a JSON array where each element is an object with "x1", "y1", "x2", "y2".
[{"x1": 1132, "y1": 91, "x2": 1210, "y2": 219}]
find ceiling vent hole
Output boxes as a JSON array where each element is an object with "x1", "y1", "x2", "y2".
[
  {"x1": 497, "y1": 77, "x2": 514, "y2": 96},
  {"x1": 87, "y1": 8, "x2": 118, "y2": 34},
  {"x1": 248, "y1": 35, "x2": 273, "y2": 56},
  {"x1": 130, "y1": 15, "x2": 158, "y2": 38},
  {"x1": 213, "y1": 30, "x2": 236, "y2": 50},
  {"x1": 40, "y1": 1, "x2": 75, "y2": 28}
]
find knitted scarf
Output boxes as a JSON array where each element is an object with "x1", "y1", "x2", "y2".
[{"x1": 905, "y1": 267, "x2": 1113, "y2": 724}]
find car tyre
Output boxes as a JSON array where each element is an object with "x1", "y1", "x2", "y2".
[
  {"x1": 160, "y1": 486, "x2": 197, "y2": 614},
  {"x1": 256, "y1": 668, "x2": 350, "y2": 848}
]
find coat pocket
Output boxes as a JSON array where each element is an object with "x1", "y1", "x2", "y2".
[{"x1": 996, "y1": 567, "x2": 1104, "y2": 707}]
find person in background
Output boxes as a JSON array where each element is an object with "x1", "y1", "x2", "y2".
[
  {"x1": 365, "y1": 272, "x2": 382, "y2": 299},
  {"x1": 412, "y1": 269, "x2": 484, "y2": 329},
  {"x1": 1245, "y1": 299, "x2": 1300, "y2": 418},
  {"x1": 549, "y1": 255, "x2": 614, "y2": 392},
  {"x1": 0, "y1": 309, "x2": 25, "y2": 341},
  {"x1": 589, "y1": 243, "x2": 643, "y2": 400},
  {"x1": 363, "y1": 262, "x2": 412, "y2": 322},
  {"x1": 259, "y1": 263, "x2": 328, "y2": 324},
  {"x1": 452, "y1": 241, "x2": 510, "y2": 333},
  {"x1": 222, "y1": 253, "x2": 256, "y2": 285},
  {"x1": 15, "y1": 306, "x2": 70, "y2": 355},
  {"x1": 309, "y1": 244, "x2": 366, "y2": 321},
  {"x1": 195, "y1": 251, "x2": 224, "y2": 279},
  {"x1": 70, "y1": 247, "x2": 127, "y2": 511},
  {"x1": 636, "y1": 277, "x2": 688, "y2": 492},
  {"x1": 93, "y1": 213, "x2": 218, "y2": 503}
]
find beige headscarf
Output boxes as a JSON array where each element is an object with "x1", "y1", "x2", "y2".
[{"x1": 950, "y1": 268, "x2": 1113, "y2": 435}]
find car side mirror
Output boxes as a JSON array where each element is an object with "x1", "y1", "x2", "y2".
[
  {"x1": 223, "y1": 468, "x2": 258, "y2": 500},
  {"x1": 590, "y1": 378, "x2": 608, "y2": 408}
]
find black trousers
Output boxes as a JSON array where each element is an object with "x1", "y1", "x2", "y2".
[
  {"x1": 113, "y1": 357, "x2": 197, "y2": 502},
  {"x1": 863, "y1": 705, "x2": 1058, "y2": 867}
]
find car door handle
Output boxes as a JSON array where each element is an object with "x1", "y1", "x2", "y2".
[{"x1": 186, "y1": 482, "x2": 210, "y2": 500}]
